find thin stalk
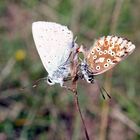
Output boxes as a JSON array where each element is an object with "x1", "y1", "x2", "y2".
[{"x1": 73, "y1": 90, "x2": 90, "y2": 140}]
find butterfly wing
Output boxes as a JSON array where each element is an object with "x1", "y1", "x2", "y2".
[
  {"x1": 86, "y1": 36, "x2": 135, "y2": 75},
  {"x1": 32, "y1": 21, "x2": 74, "y2": 76}
]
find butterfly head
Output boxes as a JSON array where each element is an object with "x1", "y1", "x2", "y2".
[
  {"x1": 47, "y1": 76, "x2": 55, "y2": 85},
  {"x1": 47, "y1": 72, "x2": 64, "y2": 87}
]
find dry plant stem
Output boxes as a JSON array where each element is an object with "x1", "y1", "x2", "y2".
[
  {"x1": 110, "y1": 0, "x2": 124, "y2": 33},
  {"x1": 64, "y1": 83, "x2": 90, "y2": 140},
  {"x1": 69, "y1": 74, "x2": 90, "y2": 140},
  {"x1": 73, "y1": 90, "x2": 90, "y2": 140},
  {"x1": 111, "y1": 107, "x2": 140, "y2": 135},
  {"x1": 70, "y1": 0, "x2": 84, "y2": 33},
  {"x1": 69, "y1": 45, "x2": 90, "y2": 140}
]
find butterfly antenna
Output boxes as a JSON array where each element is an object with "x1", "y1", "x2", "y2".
[
  {"x1": 101, "y1": 86, "x2": 111, "y2": 99},
  {"x1": 32, "y1": 77, "x2": 47, "y2": 88},
  {"x1": 20, "y1": 77, "x2": 47, "y2": 90},
  {"x1": 95, "y1": 80, "x2": 111, "y2": 99},
  {"x1": 99, "y1": 86, "x2": 106, "y2": 100}
]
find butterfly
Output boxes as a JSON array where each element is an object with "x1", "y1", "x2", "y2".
[
  {"x1": 79, "y1": 35, "x2": 135, "y2": 83},
  {"x1": 32, "y1": 21, "x2": 78, "y2": 87}
]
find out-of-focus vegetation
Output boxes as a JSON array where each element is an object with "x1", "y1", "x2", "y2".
[{"x1": 0, "y1": 0, "x2": 140, "y2": 140}]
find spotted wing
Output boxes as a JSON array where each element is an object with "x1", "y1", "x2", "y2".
[
  {"x1": 32, "y1": 21, "x2": 74, "y2": 76},
  {"x1": 86, "y1": 35, "x2": 135, "y2": 75}
]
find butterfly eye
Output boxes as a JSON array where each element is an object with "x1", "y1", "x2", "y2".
[
  {"x1": 96, "y1": 66, "x2": 100, "y2": 70},
  {"x1": 104, "y1": 63, "x2": 109, "y2": 68},
  {"x1": 88, "y1": 78, "x2": 94, "y2": 83},
  {"x1": 47, "y1": 78, "x2": 52, "y2": 83},
  {"x1": 47, "y1": 77, "x2": 55, "y2": 85}
]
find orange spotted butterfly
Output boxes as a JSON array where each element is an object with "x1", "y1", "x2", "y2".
[{"x1": 79, "y1": 35, "x2": 135, "y2": 83}]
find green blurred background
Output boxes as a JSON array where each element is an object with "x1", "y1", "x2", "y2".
[{"x1": 0, "y1": 0, "x2": 140, "y2": 140}]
